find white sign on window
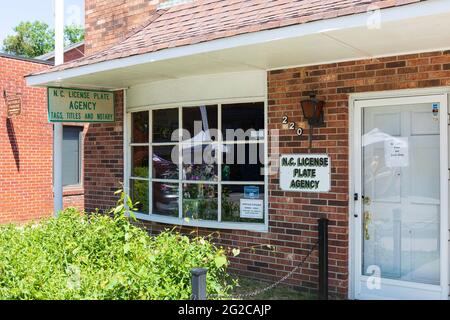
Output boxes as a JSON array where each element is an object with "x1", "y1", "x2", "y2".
[
  {"x1": 240, "y1": 199, "x2": 264, "y2": 219},
  {"x1": 279, "y1": 154, "x2": 331, "y2": 193},
  {"x1": 384, "y1": 137, "x2": 409, "y2": 168}
]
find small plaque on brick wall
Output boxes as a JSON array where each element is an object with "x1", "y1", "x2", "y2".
[
  {"x1": 5, "y1": 94, "x2": 22, "y2": 118},
  {"x1": 279, "y1": 154, "x2": 331, "y2": 192}
]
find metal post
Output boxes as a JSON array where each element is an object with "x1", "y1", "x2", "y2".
[
  {"x1": 53, "y1": 0, "x2": 64, "y2": 215},
  {"x1": 318, "y1": 218, "x2": 329, "y2": 300},
  {"x1": 191, "y1": 268, "x2": 207, "y2": 300},
  {"x1": 53, "y1": 123, "x2": 63, "y2": 214}
]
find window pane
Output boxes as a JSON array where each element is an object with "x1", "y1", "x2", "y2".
[
  {"x1": 222, "y1": 185, "x2": 264, "y2": 223},
  {"x1": 222, "y1": 102, "x2": 264, "y2": 141},
  {"x1": 153, "y1": 108, "x2": 179, "y2": 143},
  {"x1": 153, "y1": 145, "x2": 179, "y2": 180},
  {"x1": 183, "y1": 184, "x2": 218, "y2": 221},
  {"x1": 62, "y1": 126, "x2": 82, "y2": 186},
  {"x1": 182, "y1": 144, "x2": 218, "y2": 181},
  {"x1": 222, "y1": 143, "x2": 264, "y2": 182},
  {"x1": 182, "y1": 105, "x2": 218, "y2": 142},
  {"x1": 131, "y1": 111, "x2": 149, "y2": 143},
  {"x1": 132, "y1": 146, "x2": 149, "y2": 177},
  {"x1": 153, "y1": 182, "x2": 179, "y2": 217},
  {"x1": 130, "y1": 179, "x2": 149, "y2": 214}
]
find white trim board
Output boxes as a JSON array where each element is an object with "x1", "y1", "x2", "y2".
[{"x1": 127, "y1": 70, "x2": 267, "y2": 109}]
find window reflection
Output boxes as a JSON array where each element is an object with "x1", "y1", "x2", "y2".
[
  {"x1": 153, "y1": 108, "x2": 179, "y2": 143},
  {"x1": 153, "y1": 182, "x2": 179, "y2": 217},
  {"x1": 130, "y1": 179, "x2": 149, "y2": 214},
  {"x1": 182, "y1": 105, "x2": 218, "y2": 141},
  {"x1": 131, "y1": 146, "x2": 149, "y2": 178},
  {"x1": 132, "y1": 111, "x2": 149, "y2": 143},
  {"x1": 183, "y1": 184, "x2": 218, "y2": 221},
  {"x1": 182, "y1": 144, "x2": 218, "y2": 181},
  {"x1": 362, "y1": 105, "x2": 440, "y2": 285},
  {"x1": 222, "y1": 143, "x2": 264, "y2": 182},
  {"x1": 153, "y1": 145, "x2": 179, "y2": 180},
  {"x1": 222, "y1": 103, "x2": 264, "y2": 141},
  {"x1": 222, "y1": 185, "x2": 264, "y2": 223}
]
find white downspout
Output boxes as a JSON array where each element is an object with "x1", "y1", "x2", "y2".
[{"x1": 53, "y1": 0, "x2": 64, "y2": 214}]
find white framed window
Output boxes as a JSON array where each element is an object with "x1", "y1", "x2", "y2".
[
  {"x1": 125, "y1": 99, "x2": 268, "y2": 232},
  {"x1": 62, "y1": 125, "x2": 83, "y2": 187}
]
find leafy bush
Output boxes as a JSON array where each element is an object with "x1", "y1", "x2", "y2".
[{"x1": 0, "y1": 196, "x2": 233, "y2": 300}]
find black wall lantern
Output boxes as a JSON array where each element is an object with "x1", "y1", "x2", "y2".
[{"x1": 301, "y1": 93, "x2": 325, "y2": 151}]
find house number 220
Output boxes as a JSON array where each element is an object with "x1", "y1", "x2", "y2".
[{"x1": 282, "y1": 116, "x2": 303, "y2": 136}]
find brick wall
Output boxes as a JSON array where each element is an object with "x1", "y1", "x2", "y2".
[
  {"x1": 84, "y1": 91, "x2": 124, "y2": 212},
  {"x1": 47, "y1": 43, "x2": 85, "y2": 64},
  {"x1": 0, "y1": 56, "x2": 53, "y2": 223},
  {"x1": 85, "y1": 0, "x2": 163, "y2": 55},
  {"x1": 0, "y1": 54, "x2": 94, "y2": 223},
  {"x1": 82, "y1": 50, "x2": 450, "y2": 298}
]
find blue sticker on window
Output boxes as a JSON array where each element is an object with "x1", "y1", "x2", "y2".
[
  {"x1": 432, "y1": 103, "x2": 440, "y2": 120},
  {"x1": 244, "y1": 186, "x2": 260, "y2": 199}
]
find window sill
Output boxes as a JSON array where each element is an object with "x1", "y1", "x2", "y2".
[
  {"x1": 133, "y1": 212, "x2": 268, "y2": 233},
  {"x1": 63, "y1": 186, "x2": 84, "y2": 196}
]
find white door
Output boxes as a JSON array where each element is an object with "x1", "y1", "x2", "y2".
[{"x1": 353, "y1": 94, "x2": 449, "y2": 300}]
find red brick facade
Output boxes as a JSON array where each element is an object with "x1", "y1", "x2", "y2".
[
  {"x1": 84, "y1": 91, "x2": 124, "y2": 212},
  {"x1": 46, "y1": 43, "x2": 85, "y2": 64},
  {"x1": 85, "y1": 0, "x2": 162, "y2": 55},
  {"x1": 78, "y1": 50, "x2": 450, "y2": 298},
  {"x1": 0, "y1": 56, "x2": 53, "y2": 223},
  {"x1": 0, "y1": 52, "x2": 91, "y2": 223}
]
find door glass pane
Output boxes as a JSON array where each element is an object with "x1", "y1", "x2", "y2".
[{"x1": 362, "y1": 103, "x2": 440, "y2": 285}]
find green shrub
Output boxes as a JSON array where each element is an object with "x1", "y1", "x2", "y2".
[{"x1": 0, "y1": 197, "x2": 233, "y2": 300}]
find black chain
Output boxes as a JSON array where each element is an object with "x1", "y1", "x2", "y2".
[{"x1": 207, "y1": 241, "x2": 320, "y2": 300}]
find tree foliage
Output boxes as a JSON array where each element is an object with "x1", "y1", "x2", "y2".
[{"x1": 2, "y1": 21, "x2": 85, "y2": 58}]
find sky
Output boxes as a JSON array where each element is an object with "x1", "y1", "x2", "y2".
[{"x1": 0, "y1": 0, "x2": 85, "y2": 45}]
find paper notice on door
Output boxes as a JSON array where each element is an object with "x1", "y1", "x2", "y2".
[{"x1": 385, "y1": 137, "x2": 409, "y2": 167}]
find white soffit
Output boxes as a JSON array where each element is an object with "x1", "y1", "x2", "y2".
[
  {"x1": 126, "y1": 70, "x2": 267, "y2": 108},
  {"x1": 26, "y1": 0, "x2": 450, "y2": 89}
]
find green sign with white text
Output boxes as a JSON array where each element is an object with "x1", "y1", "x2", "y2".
[{"x1": 48, "y1": 87, "x2": 115, "y2": 123}]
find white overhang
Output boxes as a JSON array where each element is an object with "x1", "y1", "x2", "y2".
[{"x1": 26, "y1": 0, "x2": 450, "y2": 90}]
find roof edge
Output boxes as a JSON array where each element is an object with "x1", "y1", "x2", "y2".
[
  {"x1": 26, "y1": 0, "x2": 448, "y2": 87},
  {"x1": 36, "y1": 41, "x2": 85, "y2": 60},
  {"x1": 0, "y1": 52, "x2": 53, "y2": 65}
]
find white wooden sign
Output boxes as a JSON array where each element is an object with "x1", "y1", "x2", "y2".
[{"x1": 279, "y1": 154, "x2": 331, "y2": 192}]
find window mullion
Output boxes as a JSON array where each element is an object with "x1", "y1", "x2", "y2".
[
  {"x1": 178, "y1": 106, "x2": 183, "y2": 220},
  {"x1": 149, "y1": 110, "x2": 153, "y2": 216},
  {"x1": 218, "y1": 103, "x2": 222, "y2": 223}
]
